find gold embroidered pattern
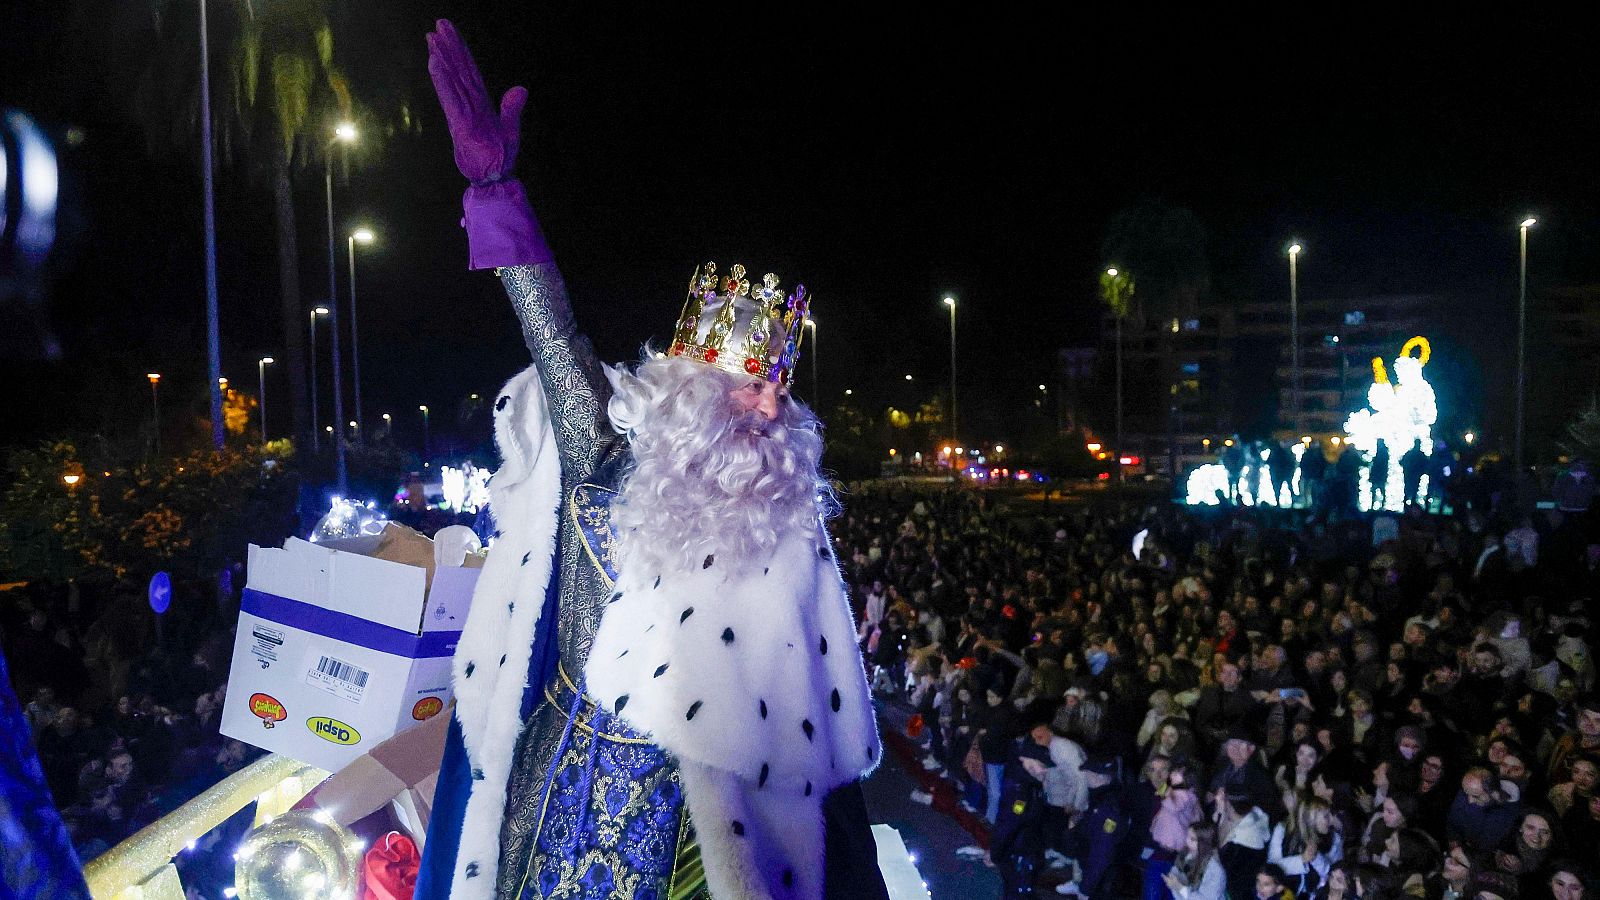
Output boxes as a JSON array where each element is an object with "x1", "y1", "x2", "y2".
[
  {"x1": 513, "y1": 666, "x2": 693, "y2": 899},
  {"x1": 571, "y1": 483, "x2": 619, "y2": 588}
]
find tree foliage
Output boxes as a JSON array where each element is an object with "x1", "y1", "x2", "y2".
[
  {"x1": 127, "y1": 0, "x2": 417, "y2": 446},
  {"x1": 223, "y1": 386, "x2": 255, "y2": 436},
  {"x1": 0, "y1": 441, "x2": 299, "y2": 585},
  {"x1": 1101, "y1": 200, "x2": 1209, "y2": 319},
  {"x1": 1099, "y1": 268, "x2": 1136, "y2": 319},
  {"x1": 1564, "y1": 395, "x2": 1600, "y2": 462}
]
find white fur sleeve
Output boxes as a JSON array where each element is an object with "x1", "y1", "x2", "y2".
[{"x1": 584, "y1": 531, "x2": 879, "y2": 796}]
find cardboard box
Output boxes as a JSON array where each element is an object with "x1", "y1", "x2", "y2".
[{"x1": 220, "y1": 537, "x2": 478, "y2": 772}]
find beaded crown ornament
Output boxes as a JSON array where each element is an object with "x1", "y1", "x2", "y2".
[{"x1": 669, "y1": 262, "x2": 810, "y2": 385}]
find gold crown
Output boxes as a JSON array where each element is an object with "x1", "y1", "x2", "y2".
[{"x1": 669, "y1": 262, "x2": 811, "y2": 385}]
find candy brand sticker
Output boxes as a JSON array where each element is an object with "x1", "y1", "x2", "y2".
[
  {"x1": 249, "y1": 693, "x2": 286, "y2": 729},
  {"x1": 307, "y1": 716, "x2": 361, "y2": 745},
  {"x1": 412, "y1": 696, "x2": 444, "y2": 721},
  {"x1": 304, "y1": 652, "x2": 369, "y2": 705}
]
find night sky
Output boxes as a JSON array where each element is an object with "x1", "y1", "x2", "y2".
[{"x1": 4, "y1": 3, "x2": 1597, "y2": 456}]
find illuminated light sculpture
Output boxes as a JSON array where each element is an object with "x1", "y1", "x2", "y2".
[
  {"x1": 1185, "y1": 443, "x2": 1306, "y2": 507},
  {"x1": 1185, "y1": 463, "x2": 1233, "y2": 505},
  {"x1": 440, "y1": 465, "x2": 466, "y2": 512},
  {"x1": 439, "y1": 462, "x2": 493, "y2": 514},
  {"x1": 1343, "y1": 335, "x2": 1437, "y2": 512}
]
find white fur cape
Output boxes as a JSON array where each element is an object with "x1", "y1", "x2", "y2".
[
  {"x1": 585, "y1": 528, "x2": 881, "y2": 900},
  {"x1": 449, "y1": 365, "x2": 880, "y2": 900},
  {"x1": 446, "y1": 365, "x2": 562, "y2": 900}
]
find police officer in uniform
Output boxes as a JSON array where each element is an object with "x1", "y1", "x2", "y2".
[
  {"x1": 1072, "y1": 753, "x2": 1129, "y2": 899},
  {"x1": 993, "y1": 733, "x2": 1056, "y2": 897}
]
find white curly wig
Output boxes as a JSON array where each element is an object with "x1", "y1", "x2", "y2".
[{"x1": 605, "y1": 353, "x2": 829, "y2": 578}]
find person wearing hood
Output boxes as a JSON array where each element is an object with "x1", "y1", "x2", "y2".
[
  {"x1": 1375, "y1": 726, "x2": 1428, "y2": 800},
  {"x1": 1447, "y1": 767, "x2": 1523, "y2": 853}
]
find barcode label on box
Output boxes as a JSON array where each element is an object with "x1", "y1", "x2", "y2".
[
  {"x1": 305, "y1": 652, "x2": 369, "y2": 704},
  {"x1": 317, "y1": 655, "x2": 370, "y2": 686}
]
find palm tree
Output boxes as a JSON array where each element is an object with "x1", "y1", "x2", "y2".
[
  {"x1": 1102, "y1": 201, "x2": 1207, "y2": 480},
  {"x1": 1100, "y1": 266, "x2": 1135, "y2": 470},
  {"x1": 129, "y1": 0, "x2": 409, "y2": 450},
  {"x1": 1099, "y1": 200, "x2": 1210, "y2": 322}
]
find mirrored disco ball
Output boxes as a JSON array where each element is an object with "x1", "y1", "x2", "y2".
[
  {"x1": 309, "y1": 498, "x2": 386, "y2": 542},
  {"x1": 234, "y1": 810, "x2": 362, "y2": 900}
]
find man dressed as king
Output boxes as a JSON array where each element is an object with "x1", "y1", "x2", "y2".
[{"x1": 415, "y1": 20, "x2": 887, "y2": 900}]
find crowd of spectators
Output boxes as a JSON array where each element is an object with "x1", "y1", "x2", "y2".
[
  {"x1": 9, "y1": 456, "x2": 1600, "y2": 900},
  {"x1": 3, "y1": 572, "x2": 258, "y2": 862},
  {"x1": 835, "y1": 481, "x2": 1600, "y2": 900}
]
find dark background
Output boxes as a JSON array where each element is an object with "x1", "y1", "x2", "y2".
[{"x1": 3, "y1": 3, "x2": 1597, "y2": 459}]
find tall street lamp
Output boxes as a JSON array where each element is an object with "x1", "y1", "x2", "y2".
[
  {"x1": 943, "y1": 296, "x2": 958, "y2": 443},
  {"x1": 147, "y1": 373, "x2": 162, "y2": 456},
  {"x1": 324, "y1": 121, "x2": 357, "y2": 492},
  {"x1": 419, "y1": 405, "x2": 431, "y2": 459},
  {"x1": 348, "y1": 227, "x2": 375, "y2": 436},
  {"x1": 1288, "y1": 242, "x2": 1303, "y2": 432},
  {"x1": 308, "y1": 306, "x2": 330, "y2": 452},
  {"x1": 381, "y1": 412, "x2": 392, "y2": 440},
  {"x1": 1100, "y1": 268, "x2": 1134, "y2": 477},
  {"x1": 1516, "y1": 216, "x2": 1537, "y2": 472},
  {"x1": 257, "y1": 356, "x2": 274, "y2": 442},
  {"x1": 198, "y1": 0, "x2": 223, "y2": 450}
]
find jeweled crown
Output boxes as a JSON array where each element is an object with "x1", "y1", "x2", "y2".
[{"x1": 669, "y1": 262, "x2": 811, "y2": 385}]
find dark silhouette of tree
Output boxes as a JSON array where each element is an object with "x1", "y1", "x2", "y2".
[
  {"x1": 1100, "y1": 200, "x2": 1211, "y2": 321},
  {"x1": 126, "y1": 0, "x2": 416, "y2": 450}
]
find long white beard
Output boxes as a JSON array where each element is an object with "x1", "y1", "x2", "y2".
[{"x1": 605, "y1": 356, "x2": 828, "y2": 579}]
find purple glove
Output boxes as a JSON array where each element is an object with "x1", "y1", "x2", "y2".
[{"x1": 426, "y1": 19, "x2": 551, "y2": 269}]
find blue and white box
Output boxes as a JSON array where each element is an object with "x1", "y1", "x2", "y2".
[{"x1": 220, "y1": 536, "x2": 479, "y2": 772}]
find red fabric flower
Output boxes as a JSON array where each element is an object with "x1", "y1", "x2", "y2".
[{"x1": 363, "y1": 832, "x2": 420, "y2": 900}]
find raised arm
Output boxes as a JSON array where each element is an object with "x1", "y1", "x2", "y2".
[{"x1": 428, "y1": 20, "x2": 610, "y2": 478}]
